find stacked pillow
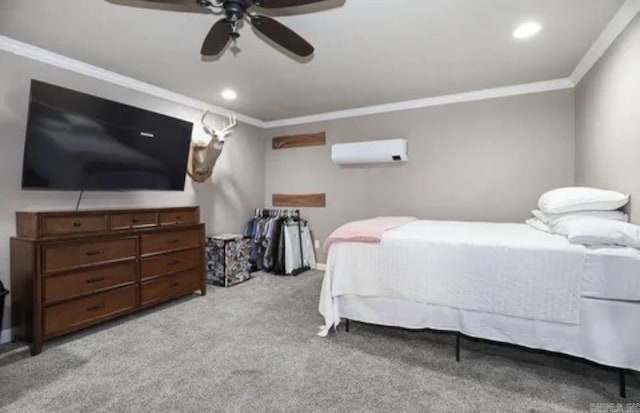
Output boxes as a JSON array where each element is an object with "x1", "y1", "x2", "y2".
[
  {"x1": 526, "y1": 187, "x2": 639, "y2": 249},
  {"x1": 537, "y1": 187, "x2": 629, "y2": 215}
]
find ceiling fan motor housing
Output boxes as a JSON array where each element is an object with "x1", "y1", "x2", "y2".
[{"x1": 222, "y1": 0, "x2": 252, "y2": 21}]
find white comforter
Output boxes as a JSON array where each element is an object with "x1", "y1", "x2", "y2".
[{"x1": 319, "y1": 220, "x2": 586, "y2": 335}]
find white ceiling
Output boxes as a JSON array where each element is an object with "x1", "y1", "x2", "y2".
[{"x1": 0, "y1": 0, "x2": 626, "y2": 121}]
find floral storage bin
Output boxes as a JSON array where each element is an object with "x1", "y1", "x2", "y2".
[{"x1": 205, "y1": 234, "x2": 251, "y2": 287}]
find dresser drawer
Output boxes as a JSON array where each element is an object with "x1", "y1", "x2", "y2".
[
  {"x1": 43, "y1": 238, "x2": 137, "y2": 273},
  {"x1": 110, "y1": 212, "x2": 158, "y2": 230},
  {"x1": 141, "y1": 248, "x2": 201, "y2": 280},
  {"x1": 141, "y1": 228, "x2": 201, "y2": 255},
  {"x1": 44, "y1": 285, "x2": 137, "y2": 336},
  {"x1": 159, "y1": 210, "x2": 198, "y2": 226},
  {"x1": 42, "y1": 215, "x2": 107, "y2": 236},
  {"x1": 141, "y1": 269, "x2": 201, "y2": 306},
  {"x1": 44, "y1": 262, "x2": 137, "y2": 304}
]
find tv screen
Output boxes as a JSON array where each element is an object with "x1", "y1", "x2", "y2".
[{"x1": 22, "y1": 80, "x2": 193, "y2": 191}]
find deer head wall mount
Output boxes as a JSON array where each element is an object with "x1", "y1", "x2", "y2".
[{"x1": 187, "y1": 110, "x2": 237, "y2": 183}]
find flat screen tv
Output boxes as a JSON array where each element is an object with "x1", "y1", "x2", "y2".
[{"x1": 22, "y1": 80, "x2": 194, "y2": 191}]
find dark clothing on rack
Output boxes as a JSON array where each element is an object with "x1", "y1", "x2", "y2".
[
  {"x1": 264, "y1": 217, "x2": 284, "y2": 272},
  {"x1": 274, "y1": 222, "x2": 286, "y2": 275}
]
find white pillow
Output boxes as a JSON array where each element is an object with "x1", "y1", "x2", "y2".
[
  {"x1": 526, "y1": 218, "x2": 554, "y2": 234},
  {"x1": 554, "y1": 218, "x2": 640, "y2": 249},
  {"x1": 538, "y1": 187, "x2": 629, "y2": 214},
  {"x1": 531, "y1": 209, "x2": 628, "y2": 226}
]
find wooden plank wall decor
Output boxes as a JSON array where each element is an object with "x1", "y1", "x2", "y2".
[
  {"x1": 272, "y1": 132, "x2": 326, "y2": 150},
  {"x1": 272, "y1": 193, "x2": 326, "y2": 208}
]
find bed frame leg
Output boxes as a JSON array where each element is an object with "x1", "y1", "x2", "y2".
[
  {"x1": 619, "y1": 369, "x2": 627, "y2": 399},
  {"x1": 345, "y1": 319, "x2": 350, "y2": 333},
  {"x1": 455, "y1": 333, "x2": 461, "y2": 362}
]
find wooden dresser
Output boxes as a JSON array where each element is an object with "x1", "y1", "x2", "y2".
[{"x1": 10, "y1": 206, "x2": 205, "y2": 355}]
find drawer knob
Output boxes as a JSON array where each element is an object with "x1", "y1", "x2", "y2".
[
  {"x1": 176, "y1": 215, "x2": 183, "y2": 220},
  {"x1": 86, "y1": 249, "x2": 105, "y2": 257},
  {"x1": 169, "y1": 282, "x2": 181, "y2": 288},
  {"x1": 73, "y1": 222, "x2": 82, "y2": 227},
  {"x1": 87, "y1": 303, "x2": 105, "y2": 312},
  {"x1": 86, "y1": 277, "x2": 106, "y2": 284},
  {"x1": 168, "y1": 261, "x2": 180, "y2": 266},
  {"x1": 167, "y1": 239, "x2": 180, "y2": 245},
  {"x1": 132, "y1": 218, "x2": 140, "y2": 224}
]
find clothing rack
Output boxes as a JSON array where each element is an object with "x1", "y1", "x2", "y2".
[
  {"x1": 251, "y1": 208, "x2": 311, "y2": 276},
  {"x1": 253, "y1": 208, "x2": 301, "y2": 218}
]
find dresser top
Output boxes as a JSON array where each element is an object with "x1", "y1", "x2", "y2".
[
  {"x1": 17, "y1": 206, "x2": 199, "y2": 216},
  {"x1": 15, "y1": 206, "x2": 201, "y2": 240}
]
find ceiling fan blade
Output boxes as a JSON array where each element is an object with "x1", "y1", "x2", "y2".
[
  {"x1": 256, "y1": 0, "x2": 326, "y2": 8},
  {"x1": 201, "y1": 19, "x2": 232, "y2": 56},
  {"x1": 250, "y1": 15, "x2": 314, "y2": 57},
  {"x1": 106, "y1": 0, "x2": 210, "y2": 13}
]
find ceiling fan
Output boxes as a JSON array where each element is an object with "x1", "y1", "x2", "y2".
[{"x1": 108, "y1": 0, "x2": 327, "y2": 58}]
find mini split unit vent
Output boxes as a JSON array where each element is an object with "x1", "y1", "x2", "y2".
[{"x1": 331, "y1": 139, "x2": 409, "y2": 166}]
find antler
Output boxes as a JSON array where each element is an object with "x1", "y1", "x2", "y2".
[
  {"x1": 201, "y1": 110, "x2": 215, "y2": 137},
  {"x1": 219, "y1": 113, "x2": 237, "y2": 136},
  {"x1": 201, "y1": 110, "x2": 237, "y2": 142}
]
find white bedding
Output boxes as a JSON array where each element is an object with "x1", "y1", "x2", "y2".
[
  {"x1": 319, "y1": 220, "x2": 588, "y2": 335},
  {"x1": 335, "y1": 295, "x2": 640, "y2": 370},
  {"x1": 583, "y1": 246, "x2": 640, "y2": 301}
]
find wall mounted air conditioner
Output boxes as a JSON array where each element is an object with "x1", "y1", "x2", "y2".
[{"x1": 331, "y1": 139, "x2": 408, "y2": 166}]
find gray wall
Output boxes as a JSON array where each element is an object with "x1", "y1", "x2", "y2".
[
  {"x1": 0, "y1": 51, "x2": 266, "y2": 333},
  {"x1": 265, "y1": 90, "x2": 576, "y2": 261},
  {"x1": 576, "y1": 15, "x2": 640, "y2": 222}
]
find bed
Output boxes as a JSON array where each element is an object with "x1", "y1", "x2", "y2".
[{"x1": 319, "y1": 220, "x2": 640, "y2": 396}]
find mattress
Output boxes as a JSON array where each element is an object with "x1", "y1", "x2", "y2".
[
  {"x1": 320, "y1": 221, "x2": 640, "y2": 337},
  {"x1": 582, "y1": 246, "x2": 640, "y2": 301},
  {"x1": 321, "y1": 220, "x2": 640, "y2": 371},
  {"x1": 320, "y1": 221, "x2": 588, "y2": 333}
]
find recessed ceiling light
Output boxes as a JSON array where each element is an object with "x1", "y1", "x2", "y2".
[
  {"x1": 221, "y1": 89, "x2": 237, "y2": 101},
  {"x1": 513, "y1": 21, "x2": 542, "y2": 39}
]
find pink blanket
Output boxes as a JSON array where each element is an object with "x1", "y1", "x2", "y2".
[{"x1": 323, "y1": 216, "x2": 417, "y2": 252}]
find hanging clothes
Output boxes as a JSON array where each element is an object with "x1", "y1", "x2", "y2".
[
  {"x1": 301, "y1": 225, "x2": 316, "y2": 269},
  {"x1": 245, "y1": 209, "x2": 316, "y2": 276},
  {"x1": 283, "y1": 219, "x2": 302, "y2": 275},
  {"x1": 263, "y1": 216, "x2": 284, "y2": 272},
  {"x1": 274, "y1": 222, "x2": 287, "y2": 275},
  {"x1": 245, "y1": 216, "x2": 261, "y2": 271}
]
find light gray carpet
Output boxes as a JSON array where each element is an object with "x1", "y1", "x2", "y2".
[{"x1": 0, "y1": 271, "x2": 636, "y2": 412}]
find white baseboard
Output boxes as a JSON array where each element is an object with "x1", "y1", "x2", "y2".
[
  {"x1": 315, "y1": 263, "x2": 327, "y2": 271},
  {"x1": 0, "y1": 328, "x2": 13, "y2": 344}
]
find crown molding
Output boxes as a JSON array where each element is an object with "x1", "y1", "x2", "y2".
[
  {"x1": 0, "y1": 35, "x2": 575, "y2": 130},
  {"x1": 263, "y1": 1, "x2": 637, "y2": 128},
  {"x1": 570, "y1": 0, "x2": 640, "y2": 85},
  {"x1": 2, "y1": 0, "x2": 636, "y2": 131},
  {"x1": 0, "y1": 35, "x2": 266, "y2": 128},
  {"x1": 263, "y1": 78, "x2": 575, "y2": 128}
]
